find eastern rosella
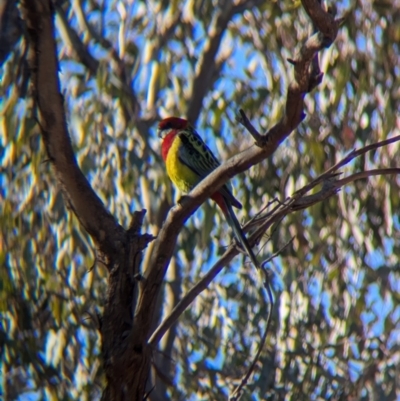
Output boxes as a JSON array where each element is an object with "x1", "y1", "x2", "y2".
[{"x1": 157, "y1": 117, "x2": 258, "y2": 268}]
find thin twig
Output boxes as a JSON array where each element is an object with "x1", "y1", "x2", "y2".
[
  {"x1": 148, "y1": 160, "x2": 400, "y2": 360},
  {"x1": 325, "y1": 136, "x2": 400, "y2": 174},
  {"x1": 230, "y1": 268, "x2": 273, "y2": 401},
  {"x1": 148, "y1": 246, "x2": 236, "y2": 346},
  {"x1": 236, "y1": 109, "x2": 263, "y2": 144},
  {"x1": 247, "y1": 137, "x2": 400, "y2": 231},
  {"x1": 334, "y1": 168, "x2": 400, "y2": 187},
  {"x1": 261, "y1": 237, "x2": 295, "y2": 268}
]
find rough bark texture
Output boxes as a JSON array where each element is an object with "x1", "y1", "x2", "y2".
[{"x1": 22, "y1": 2, "x2": 152, "y2": 399}]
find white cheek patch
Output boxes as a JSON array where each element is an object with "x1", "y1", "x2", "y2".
[{"x1": 161, "y1": 128, "x2": 173, "y2": 139}]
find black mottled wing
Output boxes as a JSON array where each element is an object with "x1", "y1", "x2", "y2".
[{"x1": 177, "y1": 127, "x2": 242, "y2": 209}]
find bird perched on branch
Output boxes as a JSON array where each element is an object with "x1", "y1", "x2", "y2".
[{"x1": 157, "y1": 116, "x2": 258, "y2": 268}]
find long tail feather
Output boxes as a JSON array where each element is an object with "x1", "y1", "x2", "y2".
[{"x1": 221, "y1": 198, "x2": 259, "y2": 269}]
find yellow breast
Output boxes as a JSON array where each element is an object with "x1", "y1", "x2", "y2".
[{"x1": 166, "y1": 135, "x2": 200, "y2": 193}]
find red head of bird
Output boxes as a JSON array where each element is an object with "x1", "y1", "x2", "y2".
[{"x1": 157, "y1": 117, "x2": 190, "y2": 160}]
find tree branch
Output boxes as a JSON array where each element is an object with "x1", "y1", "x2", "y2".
[
  {"x1": 22, "y1": 3, "x2": 156, "y2": 399},
  {"x1": 148, "y1": 245, "x2": 236, "y2": 346},
  {"x1": 284, "y1": 134, "x2": 400, "y2": 208},
  {"x1": 21, "y1": 0, "x2": 124, "y2": 258},
  {"x1": 148, "y1": 150, "x2": 400, "y2": 350},
  {"x1": 236, "y1": 108, "x2": 263, "y2": 144},
  {"x1": 0, "y1": 0, "x2": 22, "y2": 66},
  {"x1": 55, "y1": 2, "x2": 142, "y2": 126},
  {"x1": 186, "y1": 0, "x2": 265, "y2": 123},
  {"x1": 55, "y1": 3, "x2": 99, "y2": 74},
  {"x1": 137, "y1": 0, "x2": 342, "y2": 359},
  {"x1": 324, "y1": 135, "x2": 400, "y2": 174},
  {"x1": 301, "y1": 0, "x2": 341, "y2": 42},
  {"x1": 334, "y1": 168, "x2": 400, "y2": 187}
]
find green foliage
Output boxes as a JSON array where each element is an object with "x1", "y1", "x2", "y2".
[{"x1": 1, "y1": 0, "x2": 400, "y2": 400}]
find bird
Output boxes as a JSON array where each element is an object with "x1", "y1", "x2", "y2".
[{"x1": 157, "y1": 116, "x2": 259, "y2": 269}]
